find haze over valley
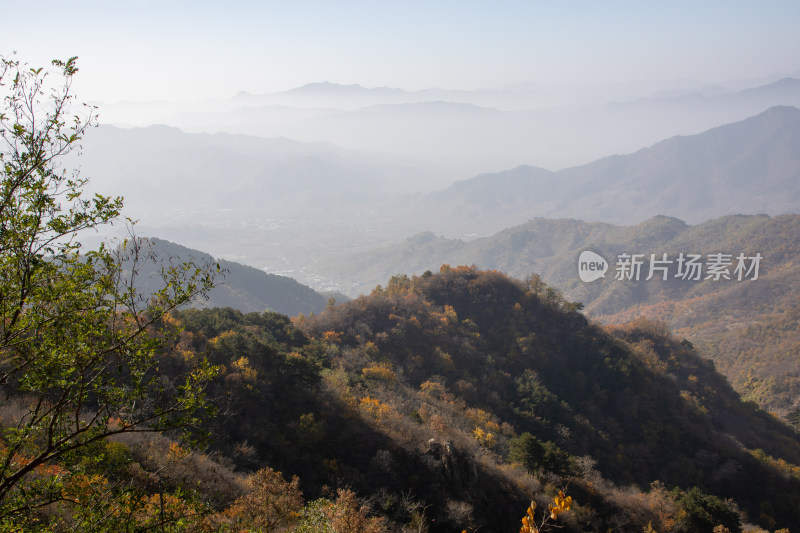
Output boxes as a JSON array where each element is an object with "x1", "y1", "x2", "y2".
[{"x1": 78, "y1": 101, "x2": 800, "y2": 294}]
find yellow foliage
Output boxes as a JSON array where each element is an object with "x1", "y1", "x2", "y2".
[
  {"x1": 232, "y1": 356, "x2": 258, "y2": 382},
  {"x1": 473, "y1": 427, "x2": 496, "y2": 448},
  {"x1": 420, "y1": 380, "x2": 447, "y2": 398},
  {"x1": 466, "y1": 408, "x2": 503, "y2": 439},
  {"x1": 748, "y1": 447, "x2": 800, "y2": 479},
  {"x1": 548, "y1": 490, "x2": 572, "y2": 520},
  {"x1": 359, "y1": 396, "x2": 396, "y2": 422},
  {"x1": 160, "y1": 312, "x2": 181, "y2": 328},
  {"x1": 465, "y1": 408, "x2": 491, "y2": 426},
  {"x1": 518, "y1": 490, "x2": 573, "y2": 533},
  {"x1": 486, "y1": 420, "x2": 502, "y2": 433},
  {"x1": 363, "y1": 340, "x2": 379, "y2": 356},
  {"x1": 362, "y1": 362, "x2": 397, "y2": 383},
  {"x1": 520, "y1": 501, "x2": 537, "y2": 533},
  {"x1": 209, "y1": 329, "x2": 237, "y2": 348}
]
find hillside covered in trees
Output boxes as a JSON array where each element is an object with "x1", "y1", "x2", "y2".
[
  {"x1": 11, "y1": 267, "x2": 800, "y2": 531},
  {"x1": 316, "y1": 214, "x2": 800, "y2": 420},
  {"x1": 293, "y1": 267, "x2": 800, "y2": 530}
]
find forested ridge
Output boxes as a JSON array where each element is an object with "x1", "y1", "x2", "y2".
[
  {"x1": 10, "y1": 266, "x2": 800, "y2": 530},
  {"x1": 318, "y1": 213, "x2": 800, "y2": 420}
]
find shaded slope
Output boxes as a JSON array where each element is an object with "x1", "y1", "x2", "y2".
[
  {"x1": 131, "y1": 238, "x2": 329, "y2": 316},
  {"x1": 299, "y1": 267, "x2": 800, "y2": 529}
]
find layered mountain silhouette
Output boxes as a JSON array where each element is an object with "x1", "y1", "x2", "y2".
[
  {"x1": 79, "y1": 106, "x2": 800, "y2": 282},
  {"x1": 404, "y1": 106, "x2": 800, "y2": 234},
  {"x1": 79, "y1": 124, "x2": 427, "y2": 220},
  {"x1": 156, "y1": 77, "x2": 800, "y2": 174}
]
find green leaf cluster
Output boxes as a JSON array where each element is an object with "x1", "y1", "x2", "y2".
[{"x1": 0, "y1": 54, "x2": 219, "y2": 524}]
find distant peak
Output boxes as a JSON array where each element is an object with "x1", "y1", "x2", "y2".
[
  {"x1": 768, "y1": 77, "x2": 800, "y2": 86},
  {"x1": 763, "y1": 104, "x2": 800, "y2": 114},
  {"x1": 639, "y1": 214, "x2": 689, "y2": 227},
  {"x1": 291, "y1": 82, "x2": 365, "y2": 92},
  {"x1": 302, "y1": 81, "x2": 361, "y2": 89},
  {"x1": 739, "y1": 77, "x2": 800, "y2": 95},
  {"x1": 738, "y1": 105, "x2": 800, "y2": 126},
  {"x1": 285, "y1": 82, "x2": 404, "y2": 95}
]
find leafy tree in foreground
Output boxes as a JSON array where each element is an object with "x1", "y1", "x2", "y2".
[{"x1": 0, "y1": 54, "x2": 218, "y2": 521}]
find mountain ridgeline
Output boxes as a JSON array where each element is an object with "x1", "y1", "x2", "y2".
[
  {"x1": 127, "y1": 238, "x2": 331, "y2": 316},
  {"x1": 317, "y1": 214, "x2": 800, "y2": 416},
  {"x1": 398, "y1": 105, "x2": 800, "y2": 235}
]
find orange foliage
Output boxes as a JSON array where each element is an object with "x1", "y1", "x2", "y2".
[
  {"x1": 323, "y1": 330, "x2": 343, "y2": 343},
  {"x1": 324, "y1": 488, "x2": 386, "y2": 533},
  {"x1": 224, "y1": 467, "x2": 303, "y2": 531},
  {"x1": 359, "y1": 396, "x2": 397, "y2": 422}
]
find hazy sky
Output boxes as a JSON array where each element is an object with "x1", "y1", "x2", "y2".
[{"x1": 5, "y1": 1, "x2": 800, "y2": 102}]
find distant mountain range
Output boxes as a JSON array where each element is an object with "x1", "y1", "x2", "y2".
[
  {"x1": 98, "y1": 76, "x2": 800, "y2": 176},
  {"x1": 79, "y1": 106, "x2": 800, "y2": 284},
  {"x1": 79, "y1": 124, "x2": 429, "y2": 220},
  {"x1": 231, "y1": 76, "x2": 800, "y2": 114},
  {"x1": 76, "y1": 124, "x2": 431, "y2": 273},
  {"x1": 399, "y1": 105, "x2": 800, "y2": 233}
]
